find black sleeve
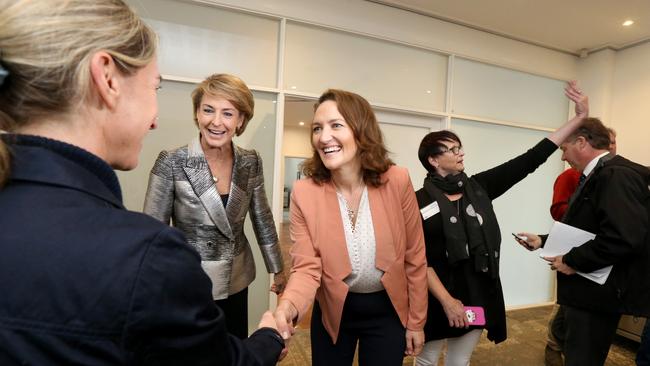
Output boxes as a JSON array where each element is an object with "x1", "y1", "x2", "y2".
[
  {"x1": 472, "y1": 138, "x2": 558, "y2": 200},
  {"x1": 540, "y1": 234, "x2": 548, "y2": 248},
  {"x1": 563, "y1": 167, "x2": 648, "y2": 272},
  {"x1": 123, "y1": 227, "x2": 283, "y2": 366}
]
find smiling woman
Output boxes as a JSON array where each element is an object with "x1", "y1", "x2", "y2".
[
  {"x1": 274, "y1": 89, "x2": 428, "y2": 366},
  {"x1": 143, "y1": 73, "x2": 286, "y2": 339}
]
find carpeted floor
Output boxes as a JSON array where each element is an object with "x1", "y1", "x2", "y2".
[
  {"x1": 278, "y1": 305, "x2": 638, "y2": 366},
  {"x1": 277, "y1": 223, "x2": 639, "y2": 366}
]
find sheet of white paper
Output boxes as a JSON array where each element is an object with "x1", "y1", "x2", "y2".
[
  {"x1": 540, "y1": 221, "x2": 612, "y2": 285},
  {"x1": 540, "y1": 221, "x2": 596, "y2": 257},
  {"x1": 577, "y1": 265, "x2": 613, "y2": 285}
]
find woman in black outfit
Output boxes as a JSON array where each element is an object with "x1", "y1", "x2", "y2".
[{"x1": 414, "y1": 81, "x2": 588, "y2": 366}]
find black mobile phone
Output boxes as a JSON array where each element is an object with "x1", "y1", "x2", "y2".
[{"x1": 512, "y1": 233, "x2": 533, "y2": 249}]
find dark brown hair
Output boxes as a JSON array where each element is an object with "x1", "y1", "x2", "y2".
[
  {"x1": 301, "y1": 89, "x2": 393, "y2": 187},
  {"x1": 417, "y1": 130, "x2": 462, "y2": 174},
  {"x1": 566, "y1": 117, "x2": 611, "y2": 150}
]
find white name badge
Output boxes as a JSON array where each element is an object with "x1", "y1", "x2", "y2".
[{"x1": 420, "y1": 201, "x2": 440, "y2": 220}]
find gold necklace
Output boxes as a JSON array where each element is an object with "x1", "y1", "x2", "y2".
[
  {"x1": 333, "y1": 179, "x2": 364, "y2": 227},
  {"x1": 346, "y1": 206, "x2": 357, "y2": 224},
  {"x1": 342, "y1": 186, "x2": 364, "y2": 228}
]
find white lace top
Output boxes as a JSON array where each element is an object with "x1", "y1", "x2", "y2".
[{"x1": 337, "y1": 187, "x2": 385, "y2": 293}]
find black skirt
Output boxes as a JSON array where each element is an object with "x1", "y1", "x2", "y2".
[{"x1": 423, "y1": 258, "x2": 507, "y2": 344}]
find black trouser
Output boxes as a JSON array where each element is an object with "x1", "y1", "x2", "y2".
[
  {"x1": 551, "y1": 305, "x2": 621, "y2": 366},
  {"x1": 214, "y1": 287, "x2": 248, "y2": 339},
  {"x1": 311, "y1": 290, "x2": 406, "y2": 366}
]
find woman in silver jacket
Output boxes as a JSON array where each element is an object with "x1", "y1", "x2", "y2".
[{"x1": 144, "y1": 73, "x2": 286, "y2": 339}]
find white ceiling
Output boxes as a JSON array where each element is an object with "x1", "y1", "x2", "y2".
[{"x1": 368, "y1": 0, "x2": 650, "y2": 55}]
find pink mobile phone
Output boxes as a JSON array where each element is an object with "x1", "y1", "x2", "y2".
[{"x1": 464, "y1": 306, "x2": 486, "y2": 326}]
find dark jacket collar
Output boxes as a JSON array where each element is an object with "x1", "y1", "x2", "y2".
[{"x1": 2, "y1": 134, "x2": 124, "y2": 208}]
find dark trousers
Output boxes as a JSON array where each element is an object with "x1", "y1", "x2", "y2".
[
  {"x1": 551, "y1": 305, "x2": 620, "y2": 366},
  {"x1": 310, "y1": 290, "x2": 406, "y2": 366},
  {"x1": 214, "y1": 287, "x2": 248, "y2": 339},
  {"x1": 637, "y1": 319, "x2": 650, "y2": 366}
]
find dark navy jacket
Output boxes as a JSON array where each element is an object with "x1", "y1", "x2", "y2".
[{"x1": 0, "y1": 135, "x2": 282, "y2": 365}]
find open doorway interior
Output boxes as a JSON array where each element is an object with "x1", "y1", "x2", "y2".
[
  {"x1": 281, "y1": 96, "x2": 315, "y2": 222},
  {"x1": 283, "y1": 157, "x2": 305, "y2": 222}
]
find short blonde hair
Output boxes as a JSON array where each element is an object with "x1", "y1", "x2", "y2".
[
  {"x1": 191, "y1": 74, "x2": 255, "y2": 136},
  {"x1": 0, "y1": 0, "x2": 157, "y2": 187}
]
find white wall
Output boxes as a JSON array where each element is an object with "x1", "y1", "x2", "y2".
[
  {"x1": 610, "y1": 43, "x2": 650, "y2": 165},
  {"x1": 577, "y1": 49, "x2": 616, "y2": 123},
  {"x1": 576, "y1": 43, "x2": 650, "y2": 166},
  {"x1": 207, "y1": 0, "x2": 578, "y2": 80}
]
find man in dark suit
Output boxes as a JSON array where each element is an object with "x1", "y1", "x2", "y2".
[
  {"x1": 541, "y1": 118, "x2": 650, "y2": 366},
  {"x1": 519, "y1": 118, "x2": 650, "y2": 365},
  {"x1": 543, "y1": 127, "x2": 616, "y2": 366}
]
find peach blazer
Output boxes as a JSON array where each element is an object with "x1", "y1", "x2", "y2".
[{"x1": 281, "y1": 165, "x2": 428, "y2": 342}]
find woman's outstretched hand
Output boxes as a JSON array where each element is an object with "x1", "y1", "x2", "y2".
[
  {"x1": 548, "y1": 81, "x2": 589, "y2": 146},
  {"x1": 273, "y1": 299, "x2": 298, "y2": 341},
  {"x1": 565, "y1": 80, "x2": 588, "y2": 119}
]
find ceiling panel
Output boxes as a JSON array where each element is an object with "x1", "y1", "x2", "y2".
[{"x1": 369, "y1": 0, "x2": 650, "y2": 54}]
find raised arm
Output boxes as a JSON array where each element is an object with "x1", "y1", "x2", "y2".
[
  {"x1": 547, "y1": 81, "x2": 588, "y2": 146},
  {"x1": 473, "y1": 81, "x2": 588, "y2": 200}
]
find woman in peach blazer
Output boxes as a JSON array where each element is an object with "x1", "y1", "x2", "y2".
[{"x1": 274, "y1": 89, "x2": 428, "y2": 365}]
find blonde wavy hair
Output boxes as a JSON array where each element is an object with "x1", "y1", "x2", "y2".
[
  {"x1": 0, "y1": 0, "x2": 158, "y2": 187},
  {"x1": 191, "y1": 73, "x2": 255, "y2": 136}
]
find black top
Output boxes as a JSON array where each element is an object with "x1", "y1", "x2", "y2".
[
  {"x1": 416, "y1": 138, "x2": 557, "y2": 343},
  {"x1": 221, "y1": 193, "x2": 229, "y2": 208}
]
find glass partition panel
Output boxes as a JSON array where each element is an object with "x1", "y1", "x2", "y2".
[
  {"x1": 451, "y1": 118, "x2": 565, "y2": 306},
  {"x1": 127, "y1": 0, "x2": 279, "y2": 87},
  {"x1": 379, "y1": 123, "x2": 433, "y2": 188},
  {"x1": 285, "y1": 22, "x2": 447, "y2": 111},
  {"x1": 452, "y1": 58, "x2": 568, "y2": 128}
]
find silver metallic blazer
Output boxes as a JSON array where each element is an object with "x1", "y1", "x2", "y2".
[{"x1": 143, "y1": 137, "x2": 283, "y2": 300}]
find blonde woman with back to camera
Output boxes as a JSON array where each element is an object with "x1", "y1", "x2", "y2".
[
  {"x1": 144, "y1": 74, "x2": 286, "y2": 340},
  {"x1": 0, "y1": 0, "x2": 283, "y2": 364}
]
